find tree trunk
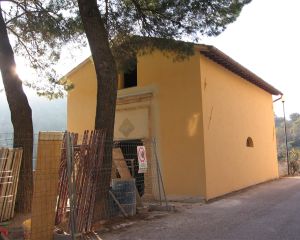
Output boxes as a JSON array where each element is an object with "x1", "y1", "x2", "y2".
[
  {"x1": 0, "y1": 8, "x2": 33, "y2": 213},
  {"x1": 77, "y1": 0, "x2": 118, "y2": 221}
]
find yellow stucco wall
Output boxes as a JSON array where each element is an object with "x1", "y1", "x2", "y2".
[
  {"x1": 67, "y1": 60, "x2": 126, "y2": 134},
  {"x1": 200, "y1": 55, "x2": 278, "y2": 200},
  {"x1": 67, "y1": 60, "x2": 97, "y2": 133},
  {"x1": 138, "y1": 51, "x2": 206, "y2": 199},
  {"x1": 67, "y1": 48, "x2": 279, "y2": 201},
  {"x1": 67, "y1": 51, "x2": 206, "y2": 199}
]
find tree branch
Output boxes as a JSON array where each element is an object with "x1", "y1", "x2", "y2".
[
  {"x1": 104, "y1": 0, "x2": 108, "y2": 26},
  {"x1": 130, "y1": 0, "x2": 153, "y2": 36},
  {"x1": 140, "y1": 6, "x2": 184, "y2": 28},
  {"x1": 5, "y1": 10, "x2": 41, "y2": 25},
  {"x1": 0, "y1": 0, "x2": 35, "y2": 12},
  {"x1": 6, "y1": 25, "x2": 43, "y2": 69}
]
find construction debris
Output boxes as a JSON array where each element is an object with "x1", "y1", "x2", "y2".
[
  {"x1": 109, "y1": 190, "x2": 128, "y2": 217},
  {"x1": 82, "y1": 231, "x2": 102, "y2": 240},
  {"x1": 56, "y1": 130, "x2": 106, "y2": 234},
  {"x1": 0, "y1": 148, "x2": 22, "y2": 222},
  {"x1": 112, "y1": 148, "x2": 142, "y2": 207}
]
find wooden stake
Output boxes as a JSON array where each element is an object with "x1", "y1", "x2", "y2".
[
  {"x1": 109, "y1": 190, "x2": 128, "y2": 217},
  {"x1": 0, "y1": 149, "x2": 13, "y2": 222},
  {"x1": 0, "y1": 148, "x2": 23, "y2": 220},
  {"x1": 0, "y1": 148, "x2": 8, "y2": 221}
]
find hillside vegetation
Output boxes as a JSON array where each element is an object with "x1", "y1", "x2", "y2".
[{"x1": 275, "y1": 113, "x2": 300, "y2": 162}]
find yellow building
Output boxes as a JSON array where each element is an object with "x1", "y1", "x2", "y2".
[{"x1": 66, "y1": 44, "x2": 282, "y2": 201}]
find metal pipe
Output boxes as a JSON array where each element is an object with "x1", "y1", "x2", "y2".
[
  {"x1": 153, "y1": 139, "x2": 162, "y2": 205},
  {"x1": 66, "y1": 132, "x2": 77, "y2": 240},
  {"x1": 153, "y1": 138, "x2": 168, "y2": 207},
  {"x1": 273, "y1": 94, "x2": 283, "y2": 103},
  {"x1": 282, "y1": 100, "x2": 290, "y2": 175}
]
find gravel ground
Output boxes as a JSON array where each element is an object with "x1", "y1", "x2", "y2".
[{"x1": 100, "y1": 177, "x2": 300, "y2": 240}]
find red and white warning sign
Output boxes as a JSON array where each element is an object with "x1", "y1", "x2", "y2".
[{"x1": 137, "y1": 146, "x2": 147, "y2": 173}]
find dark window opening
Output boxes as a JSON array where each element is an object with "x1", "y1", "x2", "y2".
[
  {"x1": 246, "y1": 137, "x2": 254, "y2": 147},
  {"x1": 124, "y1": 66, "x2": 137, "y2": 88}
]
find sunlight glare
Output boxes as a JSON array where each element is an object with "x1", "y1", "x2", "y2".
[
  {"x1": 188, "y1": 113, "x2": 200, "y2": 137},
  {"x1": 15, "y1": 64, "x2": 27, "y2": 82}
]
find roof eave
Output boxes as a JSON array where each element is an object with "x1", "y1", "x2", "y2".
[
  {"x1": 63, "y1": 56, "x2": 93, "y2": 79},
  {"x1": 198, "y1": 45, "x2": 282, "y2": 96}
]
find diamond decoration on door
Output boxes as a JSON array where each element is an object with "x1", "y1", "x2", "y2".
[{"x1": 119, "y1": 118, "x2": 135, "y2": 137}]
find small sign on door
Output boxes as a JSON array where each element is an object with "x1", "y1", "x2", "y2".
[{"x1": 137, "y1": 146, "x2": 147, "y2": 173}]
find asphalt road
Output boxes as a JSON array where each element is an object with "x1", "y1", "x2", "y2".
[{"x1": 102, "y1": 177, "x2": 300, "y2": 240}]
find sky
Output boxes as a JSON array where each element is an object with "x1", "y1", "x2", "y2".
[
  {"x1": 203, "y1": 0, "x2": 300, "y2": 117},
  {"x1": 1, "y1": 0, "x2": 299, "y2": 118}
]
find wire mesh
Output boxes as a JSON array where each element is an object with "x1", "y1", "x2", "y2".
[{"x1": 0, "y1": 131, "x2": 165, "y2": 239}]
